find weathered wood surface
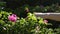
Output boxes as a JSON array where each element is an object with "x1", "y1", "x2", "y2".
[{"x1": 34, "y1": 12, "x2": 60, "y2": 21}]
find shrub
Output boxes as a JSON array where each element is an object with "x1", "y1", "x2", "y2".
[{"x1": 0, "y1": 11, "x2": 60, "y2": 34}]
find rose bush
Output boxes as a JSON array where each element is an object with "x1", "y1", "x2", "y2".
[{"x1": 0, "y1": 11, "x2": 60, "y2": 34}]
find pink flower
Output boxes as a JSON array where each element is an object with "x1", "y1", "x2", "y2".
[
  {"x1": 8, "y1": 14, "x2": 17, "y2": 22},
  {"x1": 43, "y1": 20, "x2": 48, "y2": 24}
]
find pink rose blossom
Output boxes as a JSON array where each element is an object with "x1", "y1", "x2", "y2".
[
  {"x1": 43, "y1": 20, "x2": 48, "y2": 24},
  {"x1": 8, "y1": 14, "x2": 17, "y2": 22}
]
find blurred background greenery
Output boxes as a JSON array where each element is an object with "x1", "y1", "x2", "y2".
[
  {"x1": 0, "y1": 0, "x2": 60, "y2": 17},
  {"x1": 0, "y1": 0, "x2": 60, "y2": 12}
]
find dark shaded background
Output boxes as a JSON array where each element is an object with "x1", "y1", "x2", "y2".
[{"x1": 2, "y1": 0, "x2": 60, "y2": 9}]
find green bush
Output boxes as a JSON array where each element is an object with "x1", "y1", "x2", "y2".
[{"x1": 0, "y1": 11, "x2": 60, "y2": 34}]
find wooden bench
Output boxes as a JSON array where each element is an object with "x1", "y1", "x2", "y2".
[{"x1": 34, "y1": 12, "x2": 60, "y2": 21}]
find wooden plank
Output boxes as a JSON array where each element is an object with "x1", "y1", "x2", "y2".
[{"x1": 34, "y1": 12, "x2": 60, "y2": 21}]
